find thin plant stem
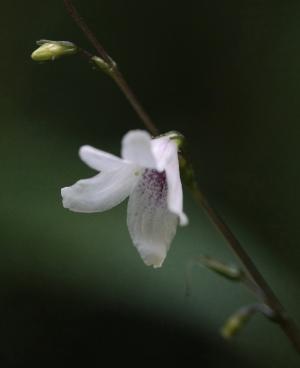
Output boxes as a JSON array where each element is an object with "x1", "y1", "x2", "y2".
[
  {"x1": 110, "y1": 69, "x2": 159, "y2": 137},
  {"x1": 63, "y1": 0, "x2": 300, "y2": 353},
  {"x1": 64, "y1": 0, "x2": 111, "y2": 65}
]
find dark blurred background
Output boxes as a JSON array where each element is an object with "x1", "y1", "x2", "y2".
[{"x1": 1, "y1": 0, "x2": 300, "y2": 366}]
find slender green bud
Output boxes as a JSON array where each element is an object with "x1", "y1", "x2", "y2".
[
  {"x1": 221, "y1": 303, "x2": 274, "y2": 339},
  {"x1": 92, "y1": 56, "x2": 116, "y2": 76},
  {"x1": 221, "y1": 307, "x2": 253, "y2": 339},
  {"x1": 196, "y1": 255, "x2": 243, "y2": 281},
  {"x1": 31, "y1": 40, "x2": 77, "y2": 61}
]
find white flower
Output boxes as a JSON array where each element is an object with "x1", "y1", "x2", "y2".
[{"x1": 61, "y1": 130, "x2": 188, "y2": 268}]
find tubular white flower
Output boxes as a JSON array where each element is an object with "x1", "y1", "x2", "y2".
[{"x1": 61, "y1": 130, "x2": 188, "y2": 267}]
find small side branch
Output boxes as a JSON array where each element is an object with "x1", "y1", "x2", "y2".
[{"x1": 192, "y1": 186, "x2": 300, "y2": 353}]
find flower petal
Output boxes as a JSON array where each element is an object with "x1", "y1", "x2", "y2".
[
  {"x1": 127, "y1": 169, "x2": 178, "y2": 268},
  {"x1": 61, "y1": 164, "x2": 139, "y2": 213},
  {"x1": 151, "y1": 136, "x2": 175, "y2": 171},
  {"x1": 79, "y1": 145, "x2": 125, "y2": 172},
  {"x1": 121, "y1": 130, "x2": 159, "y2": 169},
  {"x1": 151, "y1": 136, "x2": 188, "y2": 225},
  {"x1": 164, "y1": 141, "x2": 188, "y2": 226}
]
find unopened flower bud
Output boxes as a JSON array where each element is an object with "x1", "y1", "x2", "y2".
[
  {"x1": 92, "y1": 56, "x2": 116, "y2": 75},
  {"x1": 221, "y1": 303, "x2": 273, "y2": 339},
  {"x1": 31, "y1": 40, "x2": 77, "y2": 61},
  {"x1": 197, "y1": 255, "x2": 243, "y2": 281},
  {"x1": 221, "y1": 309, "x2": 252, "y2": 338}
]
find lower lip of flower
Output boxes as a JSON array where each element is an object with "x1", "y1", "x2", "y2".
[{"x1": 140, "y1": 169, "x2": 167, "y2": 204}]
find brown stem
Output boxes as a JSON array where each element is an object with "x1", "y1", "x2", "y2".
[
  {"x1": 63, "y1": 0, "x2": 159, "y2": 137},
  {"x1": 64, "y1": 0, "x2": 111, "y2": 65},
  {"x1": 192, "y1": 186, "x2": 300, "y2": 353},
  {"x1": 111, "y1": 70, "x2": 159, "y2": 136}
]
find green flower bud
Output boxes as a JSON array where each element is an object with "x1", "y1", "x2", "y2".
[
  {"x1": 221, "y1": 303, "x2": 273, "y2": 339},
  {"x1": 91, "y1": 56, "x2": 116, "y2": 75},
  {"x1": 196, "y1": 255, "x2": 243, "y2": 281},
  {"x1": 31, "y1": 40, "x2": 77, "y2": 61},
  {"x1": 221, "y1": 310, "x2": 252, "y2": 339}
]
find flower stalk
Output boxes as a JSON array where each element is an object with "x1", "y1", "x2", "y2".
[
  {"x1": 64, "y1": 0, "x2": 300, "y2": 353},
  {"x1": 33, "y1": 0, "x2": 300, "y2": 353},
  {"x1": 62, "y1": 0, "x2": 300, "y2": 353}
]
